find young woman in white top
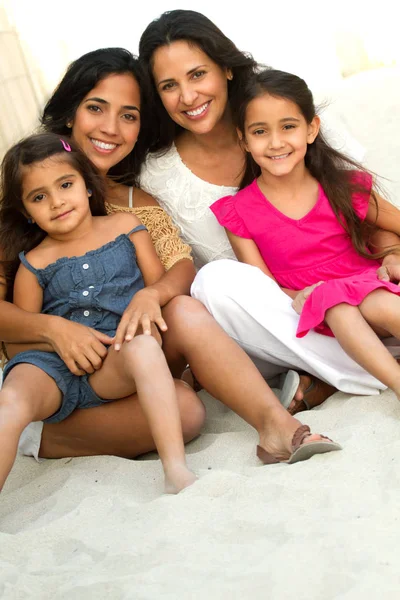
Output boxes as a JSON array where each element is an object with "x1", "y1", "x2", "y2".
[{"x1": 138, "y1": 9, "x2": 400, "y2": 409}]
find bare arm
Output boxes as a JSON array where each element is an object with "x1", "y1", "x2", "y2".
[
  {"x1": 366, "y1": 194, "x2": 400, "y2": 238},
  {"x1": 0, "y1": 263, "x2": 113, "y2": 374},
  {"x1": 113, "y1": 220, "x2": 196, "y2": 349},
  {"x1": 226, "y1": 230, "x2": 301, "y2": 298},
  {"x1": 365, "y1": 195, "x2": 400, "y2": 281},
  {"x1": 226, "y1": 229, "x2": 323, "y2": 314}
]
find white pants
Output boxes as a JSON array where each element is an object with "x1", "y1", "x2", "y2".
[{"x1": 191, "y1": 259, "x2": 394, "y2": 395}]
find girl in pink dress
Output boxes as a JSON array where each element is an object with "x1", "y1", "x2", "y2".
[{"x1": 211, "y1": 69, "x2": 400, "y2": 398}]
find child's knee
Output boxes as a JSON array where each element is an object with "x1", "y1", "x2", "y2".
[
  {"x1": 122, "y1": 334, "x2": 163, "y2": 365},
  {"x1": 0, "y1": 388, "x2": 34, "y2": 429}
]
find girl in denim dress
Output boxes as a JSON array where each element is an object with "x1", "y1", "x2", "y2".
[{"x1": 0, "y1": 132, "x2": 197, "y2": 494}]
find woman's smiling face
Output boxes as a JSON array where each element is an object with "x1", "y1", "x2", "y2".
[
  {"x1": 71, "y1": 73, "x2": 141, "y2": 175},
  {"x1": 152, "y1": 40, "x2": 231, "y2": 136}
]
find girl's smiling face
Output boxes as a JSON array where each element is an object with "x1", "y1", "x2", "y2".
[
  {"x1": 70, "y1": 73, "x2": 141, "y2": 176},
  {"x1": 152, "y1": 40, "x2": 232, "y2": 135},
  {"x1": 242, "y1": 93, "x2": 320, "y2": 179},
  {"x1": 22, "y1": 158, "x2": 92, "y2": 237}
]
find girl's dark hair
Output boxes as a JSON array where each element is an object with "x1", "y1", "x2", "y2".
[
  {"x1": 139, "y1": 9, "x2": 258, "y2": 152},
  {"x1": 0, "y1": 132, "x2": 106, "y2": 299},
  {"x1": 235, "y1": 68, "x2": 388, "y2": 260},
  {"x1": 41, "y1": 47, "x2": 153, "y2": 185}
]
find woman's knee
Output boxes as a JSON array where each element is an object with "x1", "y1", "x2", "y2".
[
  {"x1": 176, "y1": 380, "x2": 206, "y2": 441},
  {"x1": 163, "y1": 295, "x2": 210, "y2": 328}
]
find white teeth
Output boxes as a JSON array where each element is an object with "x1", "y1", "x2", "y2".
[
  {"x1": 91, "y1": 139, "x2": 117, "y2": 150},
  {"x1": 270, "y1": 153, "x2": 290, "y2": 160},
  {"x1": 185, "y1": 102, "x2": 209, "y2": 116}
]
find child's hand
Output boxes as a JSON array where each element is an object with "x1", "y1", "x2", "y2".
[
  {"x1": 377, "y1": 264, "x2": 400, "y2": 285},
  {"x1": 292, "y1": 282, "x2": 324, "y2": 315},
  {"x1": 113, "y1": 288, "x2": 168, "y2": 350}
]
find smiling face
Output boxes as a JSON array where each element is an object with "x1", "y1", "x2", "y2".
[
  {"x1": 70, "y1": 73, "x2": 141, "y2": 176},
  {"x1": 22, "y1": 157, "x2": 92, "y2": 238},
  {"x1": 152, "y1": 40, "x2": 231, "y2": 135},
  {"x1": 242, "y1": 93, "x2": 320, "y2": 179}
]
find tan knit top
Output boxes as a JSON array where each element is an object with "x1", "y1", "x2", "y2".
[{"x1": 105, "y1": 202, "x2": 193, "y2": 270}]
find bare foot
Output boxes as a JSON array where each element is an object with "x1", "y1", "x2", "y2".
[
  {"x1": 257, "y1": 411, "x2": 338, "y2": 463},
  {"x1": 164, "y1": 464, "x2": 197, "y2": 494},
  {"x1": 287, "y1": 375, "x2": 336, "y2": 415}
]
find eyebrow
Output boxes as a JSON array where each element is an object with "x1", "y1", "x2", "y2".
[
  {"x1": 25, "y1": 173, "x2": 77, "y2": 200},
  {"x1": 247, "y1": 117, "x2": 301, "y2": 129},
  {"x1": 157, "y1": 64, "x2": 207, "y2": 87},
  {"x1": 83, "y1": 97, "x2": 140, "y2": 112}
]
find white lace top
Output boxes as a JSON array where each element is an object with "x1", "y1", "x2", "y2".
[{"x1": 140, "y1": 144, "x2": 237, "y2": 269}]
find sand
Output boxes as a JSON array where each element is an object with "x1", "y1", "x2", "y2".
[{"x1": 2, "y1": 388, "x2": 400, "y2": 599}]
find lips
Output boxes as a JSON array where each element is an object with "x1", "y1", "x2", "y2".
[
  {"x1": 52, "y1": 210, "x2": 73, "y2": 220},
  {"x1": 184, "y1": 101, "x2": 210, "y2": 117},
  {"x1": 90, "y1": 138, "x2": 119, "y2": 152},
  {"x1": 268, "y1": 153, "x2": 291, "y2": 160}
]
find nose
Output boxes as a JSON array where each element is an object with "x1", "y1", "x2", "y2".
[
  {"x1": 179, "y1": 84, "x2": 199, "y2": 106},
  {"x1": 268, "y1": 130, "x2": 285, "y2": 149},
  {"x1": 99, "y1": 112, "x2": 119, "y2": 137},
  {"x1": 51, "y1": 193, "x2": 65, "y2": 209}
]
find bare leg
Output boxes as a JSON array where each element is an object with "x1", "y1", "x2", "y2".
[
  {"x1": 325, "y1": 298, "x2": 400, "y2": 396},
  {"x1": 162, "y1": 296, "x2": 335, "y2": 460},
  {"x1": 88, "y1": 335, "x2": 196, "y2": 493},
  {"x1": 0, "y1": 365, "x2": 62, "y2": 491},
  {"x1": 40, "y1": 380, "x2": 205, "y2": 459}
]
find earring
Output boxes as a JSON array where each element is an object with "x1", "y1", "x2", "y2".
[
  {"x1": 66, "y1": 121, "x2": 73, "y2": 128},
  {"x1": 27, "y1": 217, "x2": 33, "y2": 224},
  {"x1": 227, "y1": 71, "x2": 233, "y2": 81},
  {"x1": 87, "y1": 189, "x2": 92, "y2": 196}
]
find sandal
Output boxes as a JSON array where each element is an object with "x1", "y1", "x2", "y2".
[
  {"x1": 257, "y1": 425, "x2": 342, "y2": 465},
  {"x1": 278, "y1": 370, "x2": 300, "y2": 409},
  {"x1": 287, "y1": 375, "x2": 336, "y2": 416},
  {"x1": 181, "y1": 366, "x2": 203, "y2": 392}
]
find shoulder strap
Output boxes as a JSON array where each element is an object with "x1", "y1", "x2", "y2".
[
  {"x1": 127, "y1": 224, "x2": 147, "y2": 236},
  {"x1": 18, "y1": 251, "x2": 38, "y2": 275}
]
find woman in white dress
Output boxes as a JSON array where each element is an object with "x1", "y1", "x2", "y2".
[{"x1": 138, "y1": 9, "x2": 400, "y2": 410}]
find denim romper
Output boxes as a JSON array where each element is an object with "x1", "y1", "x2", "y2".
[{"x1": 3, "y1": 225, "x2": 146, "y2": 423}]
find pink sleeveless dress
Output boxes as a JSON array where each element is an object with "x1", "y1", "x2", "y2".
[{"x1": 211, "y1": 174, "x2": 400, "y2": 338}]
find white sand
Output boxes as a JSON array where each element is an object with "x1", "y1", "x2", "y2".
[{"x1": 2, "y1": 389, "x2": 400, "y2": 599}]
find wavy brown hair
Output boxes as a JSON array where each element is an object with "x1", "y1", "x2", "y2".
[
  {"x1": 139, "y1": 9, "x2": 259, "y2": 153},
  {"x1": 234, "y1": 68, "x2": 394, "y2": 261},
  {"x1": 0, "y1": 132, "x2": 106, "y2": 299}
]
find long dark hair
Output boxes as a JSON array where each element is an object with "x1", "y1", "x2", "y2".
[
  {"x1": 0, "y1": 132, "x2": 106, "y2": 299},
  {"x1": 234, "y1": 68, "x2": 390, "y2": 260},
  {"x1": 139, "y1": 9, "x2": 258, "y2": 152},
  {"x1": 41, "y1": 47, "x2": 153, "y2": 185}
]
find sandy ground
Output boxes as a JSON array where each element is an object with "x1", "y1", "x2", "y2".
[{"x1": 2, "y1": 388, "x2": 400, "y2": 599}]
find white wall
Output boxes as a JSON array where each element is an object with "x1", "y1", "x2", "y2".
[{"x1": 5, "y1": 0, "x2": 399, "y2": 98}]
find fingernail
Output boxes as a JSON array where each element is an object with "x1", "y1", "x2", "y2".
[
  {"x1": 114, "y1": 344, "x2": 120, "y2": 351},
  {"x1": 125, "y1": 335, "x2": 133, "y2": 341}
]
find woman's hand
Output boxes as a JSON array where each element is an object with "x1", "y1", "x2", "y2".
[
  {"x1": 46, "y1": 317, "x2": 113, "y2": 375},
  {"x1": 113, "y1": 288, "x2": 168, "y2": 350},
  {"x1": 291, "y1": 282, "x2": 324, "y2": 315}
]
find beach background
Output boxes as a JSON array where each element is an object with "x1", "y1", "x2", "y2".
[
  {"x1": 3, "y1": 389, "x2": 400, "y2": 598},
  {"x1": 1, "y1": 1, "x2": 400, "y2": 597}
]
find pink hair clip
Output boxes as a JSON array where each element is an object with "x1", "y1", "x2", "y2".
[{"x1": 60, "y1": 139, "x2": 71, "y2": 152}]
